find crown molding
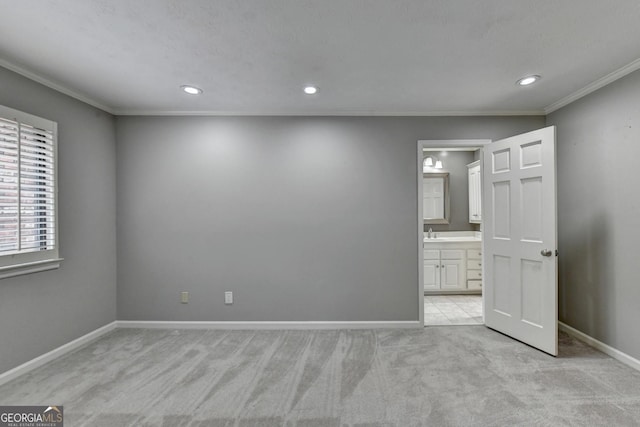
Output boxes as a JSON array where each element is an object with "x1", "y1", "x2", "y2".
[
  {"x1": 113, "y1": 109, "x2": 545, "y2": 117},
  {"x1": 544, "y1": 57, "x2": 640, "y2": 114},
  {"x1": 3, "y1": 54, "x2": 639, "y2": 118},
  {"x1": 0, "y1": 58, "x2": 114, "y2": 114}
]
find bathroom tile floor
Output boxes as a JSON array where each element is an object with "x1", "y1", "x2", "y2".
[{"x1": 424, "y1": 294, "x2": 483, "y2": 326}]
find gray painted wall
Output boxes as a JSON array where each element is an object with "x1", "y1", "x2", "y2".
[
  {"x1": 547, "y1": 69, "x2": 640, "y2": 361},
  {"x1": 116, "y1": 115, "x2": 543, "y2": 322},
  {"x1": 423, "y1": 150, "x2": 476, "y2": 232},
  {"x1": 0, "y1": 67, "x2": 117, "y2": 373}
]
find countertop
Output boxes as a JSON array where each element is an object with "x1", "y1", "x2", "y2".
[{"x1": 423, "y1": 231, "x2": 482, "y2": 243}]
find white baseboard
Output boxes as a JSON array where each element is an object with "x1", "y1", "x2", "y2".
[
  {"x1": 0, "y1": 321, "x2": 117, "y2": 387},
  {"x1": 116, "y1": 320, "x2": 421, "y2": 330},
  {"x1": 559, "y1": 322, "x2": 640, "y2": 372}
]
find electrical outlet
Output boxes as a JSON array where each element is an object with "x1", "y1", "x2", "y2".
[
  {"x1": 224, "y1": 291, "x2": 233, "y2": 305},
  {"x1": 181, "y1": 291, "x2": 189, "y2": 304}
]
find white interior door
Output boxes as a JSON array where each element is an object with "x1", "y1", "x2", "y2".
[{"x1": 483, "y1": 126, "x2": 558, "y2": 355}]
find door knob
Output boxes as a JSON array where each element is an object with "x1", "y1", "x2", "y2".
[{"x1": 541, "y1": 249, "x2": 553, "y2": 257}]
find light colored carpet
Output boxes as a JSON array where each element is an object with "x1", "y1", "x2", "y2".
[{"x1": 1, "y1": 327, "x2": 639, "y2": 426}]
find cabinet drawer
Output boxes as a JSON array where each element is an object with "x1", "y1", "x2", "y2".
[
  {"x1": 467, "y1": 270, "x2": 482, "y2": 280},
  {"x1": 441, "y1": 249, "x2": 464, "y2": 260},
  {"x1": 423, "y1": 250, "x2": 440, "y2": 260},
  {"x1": 467, "y1": 259, "x2": 482, "y2": 270},
  {"x1": 467, "y1": 249, "x2": 482, "y2": 259},
  {"x1": 467, "y1": 280, "x2": 482, "y2": 290}
]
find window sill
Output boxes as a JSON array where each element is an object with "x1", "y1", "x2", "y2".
[{"x1": 0, "y1": 258, "x2": 64, "y2": 280}]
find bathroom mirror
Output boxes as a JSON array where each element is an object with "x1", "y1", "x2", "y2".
[{"x1": 423, "y1": 172, "x2": 450, "y2": 224}]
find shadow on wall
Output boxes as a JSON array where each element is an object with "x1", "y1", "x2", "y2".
[{"x1": 560, "y1": 212, "x2": 612, "y2": 341}]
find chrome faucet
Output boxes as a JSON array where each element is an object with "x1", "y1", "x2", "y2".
[{"x1": 427, "y1": 227, "x2": 433, "y2": 239}]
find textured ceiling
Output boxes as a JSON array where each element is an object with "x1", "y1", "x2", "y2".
[{"x1": 1, "y1": 0, "x2": 640, "y2": 115}]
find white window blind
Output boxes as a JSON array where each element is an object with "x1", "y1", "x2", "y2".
[{"x1": 0, "y1": 105, "x2": 59, "y2": 276}]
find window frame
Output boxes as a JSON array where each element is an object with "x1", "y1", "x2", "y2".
[{"x1": 0, "y1": 104, "x2": 62, "y2": 279}]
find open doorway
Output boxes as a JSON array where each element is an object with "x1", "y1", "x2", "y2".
[
  {"x1": 417, "y1": 140, "x2": 490, "y2": 327},
  {"x1": 417, "y1": 129, "x2": 558, "y2": 355}
]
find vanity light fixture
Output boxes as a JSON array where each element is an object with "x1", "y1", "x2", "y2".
[
  {"x1": 516, "y1": 75, "x2": 541, "y2": 86},
  {"x1": 423, "y1": 156, "x2": 443, "y2": 171},
  {"x1": 304, "y1": 86, "x2": 318, "y2": 95},
  {"x1": 181, "y1": 85, "x2": 203, "y2": 95}
]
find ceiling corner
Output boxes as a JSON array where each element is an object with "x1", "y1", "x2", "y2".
[
  {"x1": 544, "y1": 56, "x2": 640, "y2": 115},
  {"x1": 0, "y1": 58, "x2": 115, "y2": 115}
]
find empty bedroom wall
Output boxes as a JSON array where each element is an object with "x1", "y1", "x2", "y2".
[
  {"x1": 547, "y1": 69, "x2": 640, "y2": 361},
  {"x1": 0, "y1": 66, "x2": 117, "y2": 373},
  {"x1": 116, "y1": 115, "x2": 543, "y2": 322}
]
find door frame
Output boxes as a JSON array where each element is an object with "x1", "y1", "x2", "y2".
[{"x1": 417, "y1": 139, "x2": 491, "y2": 326}]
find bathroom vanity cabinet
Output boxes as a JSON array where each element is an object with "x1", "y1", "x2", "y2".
[
  {"x1": 423, "y1": 235, "x2": 482, "y2": 293},
  {"x1": 423, "y1": 249, "x2": 465, "y2": 291}
]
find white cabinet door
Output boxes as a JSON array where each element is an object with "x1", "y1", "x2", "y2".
[
  {"x1": 468, "y1": 165, "x2": 476, "y2": 221},
  {"x1": 473, "y1": 166, "x2": 482, "y2": 221},
  {"x1": 423, "y1": 260, "x2": 440, "y2": 291},
  {"x1": 468, "y1": 161, "x2": 482, "y2": 223},
  {"x1": 440, "y1": 259, "x2": 464, "y2": 290}
]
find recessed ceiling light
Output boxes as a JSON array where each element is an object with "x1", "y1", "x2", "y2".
[
  {"x1": 181, "y1": 85, "x2": 203, "y2": 95},
  {"x1": 516, "y1": 75, "x2": 541, "y2": 86},
  {"x1": 304, "y1": 86, "x2": 318, "y2": 95}
]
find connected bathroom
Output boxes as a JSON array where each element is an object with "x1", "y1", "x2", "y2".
[{"x1": 422, "y1": 146, "x2": 484, "y2": 326}]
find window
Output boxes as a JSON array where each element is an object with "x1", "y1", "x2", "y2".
[{"x1": 0, "y1": 105, "x2": 60, "y2": 278}]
